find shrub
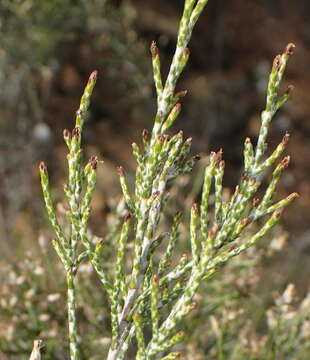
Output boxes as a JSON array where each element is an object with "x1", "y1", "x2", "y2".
[{"x1": 38, "y1": 0, "x2": 302, "y2": 359}]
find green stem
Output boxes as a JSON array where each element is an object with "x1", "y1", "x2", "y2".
[{"x1": 66, "y1": 270, "x2": 80, "y2": 360}]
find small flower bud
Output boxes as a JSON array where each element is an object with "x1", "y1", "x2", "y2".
[
  {"x1": 280, "y1": 156, "x2": 290, "y2": 170},
  {"x1": 124, "y1": 212, "x2": 132, "y2": 221},
  {"x1": 285, "y1": 84, "x2": 294, "y2": 95},
  {"x1": 273, "y1": 55, "x2": 281, "y2": 70},
  {"x1": 150, "y1": 41, "x2": 159, "y2": 58},
  {"x1": 285, "y1": 43, "x2": 295, "y2": 56},
  {"x1": 89, "y1": 70, "x2": 98, "y2": 82},
  {"x1": 282, "y1": 132, "x2": 290, "y2": 145},
  {"x1": 72, "y1": 127, "x2": 80, "y2": 138},
  {"x1": 39, "y1": 161, "x2": 47, "y2": 174}
]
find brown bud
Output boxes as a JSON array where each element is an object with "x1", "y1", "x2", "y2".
[
  {"x1": 209, "y1": 223, "x2": 219, "y2": 239},
  {"x1": 181, "y1": 253, "x2": 188, "y2": 261},
  {"x1": 273, "y1": 55, "x2": 281, "y2": 70},
  {"x1": 185, "y1": 137, "x2": 192, "y2": 146},
  {"x1": 142, "y1": 129, "x2": 149, "y2": 141},
  {"x1": 157, "y1": 134, "x2": 165, "y2": 142},
  {"x1": 287, "y1": 192, "x2": 299, "y2": 202},
  {"x1": 285, "y1": 43, "x2": 296, "y2": 56},
  {"x1": 89, "y1": 70, "x2": 98, "y2": 82},
  {"x1": 152, "y1": 190, "x2": 161, "y2": 198},
  {"x1": 184, "y1": 47, "x2": 190, "y2": 57},
  {"x1": 39, "y1": 161, "x2": 47, "y2": 174},
  {"x1": 214, "y1": 149, "x2": 223, "y2": 164},
  {"x1": 177, "y1": 330, "x2": 186, "y2": 338},
  {"x1": 90, "y1": 156, "x2": 98, "y2": 170},
  {"x1": 252, "y1": 197, "x2": 260, "y2": 207},
  {"x1": 150, "y1": 41, "x2": 159, "y2": 58},
  {"x1": 153, "y1": 274, "x2": 160, "y2": 282},
  {"x1": 242, "y1": 172, "x2": 249, "y2": 182},
  {"x1": 285, "y1": 85, "x2": 294, "y2": 95},
  {"x1": 282, "y1": 132, "x2": 290, "y2": 145},
  {"x1": 188, "y1": 302, "x2": 197, "y2": 310},
  {"x1": 280, "y1": 156, "x2": 290, "y2": 170},
  {"x1": 124, "y1": 212, "x2": 132, "y2": 221},
  {"x1": 250, "y1": 177, "x2": 257, "y2": 185},
  {"x1": 72, "y1": 127, "x2": 80, "y2": 138},
  {"x1": 174, "y1": 102, "x2": 182, "y2": 113},
  {"x1": 192, "y1": 202, "x2": 199, "y2": 213},
  {"x1": 229, "y1": 244, "x2": 238, "y2": 251},
  {"x1": 164, "y1": 134, "x2": 171, "y2": 142},
  {"x1": 240, "y1": 217, "x2": 251, "y2": 227},
  {"x1": 63, "y1": 129, "x2": 70, "y2": 139}
]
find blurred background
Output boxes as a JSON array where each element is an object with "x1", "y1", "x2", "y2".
[{"x1": 0, "y1": 0, "x2": 309, "y2": 358}]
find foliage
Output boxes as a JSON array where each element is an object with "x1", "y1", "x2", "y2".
[{"x1": 1, "y1": 0, "x2": 307, "y2": 359}]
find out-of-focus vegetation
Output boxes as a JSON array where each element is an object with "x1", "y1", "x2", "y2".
[
  {"x1": 0, "y1": 0, "x2": 150, "y2": 253},
  {"x1": 0, "y1": 0, "x2": 309, "y2": 359}
]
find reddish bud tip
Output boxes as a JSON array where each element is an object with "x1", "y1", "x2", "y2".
[
  {"x1": 228, "y1": 244, "x2": 238, "y2": 251},
  {"x1": 142, "y1": 129, "x2": 149, "y2": 140},
  {"x1": 285, "y1": 84, "x2": 294, "y2": 95},
  {"x1": 90, "y1": 156, "x2": 98, "y2": 170},
  {"x1": 192, "y1": 202, "x2": 199, "y2": 213},
  {"x1": 285, "y1": 43, "x2": 296, "y2": 56},
  {"x1": 273, "y1": 55, "x2": 281, "y2": 70},
  {"x1": 72, "y1": 127, "x2": 80, "y2": 138},
  {"x1": 153, "y1": 274, "x2": 160, "y2": 282},
  {"x1": 175, "y1": 103, "x2": 182, "y2": 112},
  {"x1": 242, "y1": 172, "x2": 249, "y2": 182},
  {"x1": 280, "y1": 156, "x2": 290, "y2": 170},
  {"x1": 287, "y1": 192, "x2": 299, "y2": 201},
  {"x1": 150, "y1": 41, "x2": 159, "y2": 58},
  {"x1": 90, "y1": 70, "x2": 98, "y2": 82},
  {"x1": 124, "y1": 212, "x2": 132, "y2": 221},
  {"x1": 252, "y1": 197, "x2": 260, "y2": 207},
  {"x1": 219, "y1": 160, "x2": 225, "y2": 169},
  {"x1": 164, "y1": 134, "x2": 171, "y2": 142},
  {"x1": 282, "y1": 132, "x2": 290, "y2": 145},
  {"x1": 209, "y1": 223, "x2": 219, "y2": 239},
  {"x1": 152, "y1": 190, "x2": 161, "y2": 198},
  {"x1": 184, "y1": 47, "x2": 190, "y2": 57},
  {"x1": 189, "y1": 301, "x2": 197, "y2": 310},
  {"x1": 241, "y1": 217, "x2": 251, "y2": 226},
  {"x1": 39, "y1": 161, "x2": 47, "y2": 173},
  {"x1": 157, "y1": 134, "x2": 165, "y2": 142},
  {"x1": 214, "y1": 149, "x2": 223, "y2": 164},
  {"x1": 185, "y1": 137, "x2": 193, "y2": 144},
  {"x1": 63, "y1": 129, "x2": 70, "y2": 138}
]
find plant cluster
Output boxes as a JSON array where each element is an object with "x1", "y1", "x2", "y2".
[{"x1": 36, "y1": 0, "x2": 302, "y2": 359}]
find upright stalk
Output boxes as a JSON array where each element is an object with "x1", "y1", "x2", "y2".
[
  {"x1": 67, "y1": 271, "x2": 79, "y2": 360},
  {"x1": 39, "y1": 71, "x2": 98, "y2": 360}
]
